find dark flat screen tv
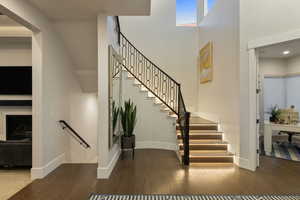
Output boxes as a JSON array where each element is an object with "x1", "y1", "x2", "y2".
[{"x1": 0, "y1": 67, "x2": 32, "y2": 95}]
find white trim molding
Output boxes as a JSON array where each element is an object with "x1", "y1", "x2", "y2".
[
  {"x1": 97, "y1": 149, "x2": 121, "y2": 179},
  {"x1": 247, "y1": 29, "x2": 300, "y2": 171},
  {"x1": 248, "y1": 29, "x2": 300, "y2": 50},
  {"x1": 248, "y1": 49, "x2": 258, "y2": 171},
  {"x1": 31, "y1": 153, "x2": 66, "y2": 180},
  {"x1": 264, "y1": 72, "x2": 300, "y2": 78},
  {"x1": 136, "y1": 141, "x2": 178, "y2": 151}
]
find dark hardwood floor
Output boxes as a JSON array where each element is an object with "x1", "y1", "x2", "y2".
[{"x1": 9, "y1": 149, "x2": 300, "y2": 200}]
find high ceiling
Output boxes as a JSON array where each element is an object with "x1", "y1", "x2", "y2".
[
  {"x1": 259, "y1": 39, "x2": 300, "y2": 59},
  {"x1": 27, "y1": 0, "x2": 151, "y2": 20},
  {"x1": 0, "y1": 0, "x2": 151, "y2": 93}
]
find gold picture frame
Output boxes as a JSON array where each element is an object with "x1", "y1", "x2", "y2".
[{"x1": 200, "y1": 42, "x2": 213, "y2": 84}]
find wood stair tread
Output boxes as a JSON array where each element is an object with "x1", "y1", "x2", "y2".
[
  {"x1": 177, "y1": 131, "x2": 223, "y2": 135},
  {"x1": 188, "y1": 152, "x2": 234, "y2": 157},
  {"x1": 180, "y1": 150, "x2": 228, "y2": 154},
  {"x1": 179, "y1": 141, "x2": 228, "y2": 145},
  {"x1": 176, "y1": 123, "x2": 218, "y2": 127}
]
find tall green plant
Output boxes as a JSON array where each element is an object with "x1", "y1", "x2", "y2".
[
  {"x1": 112, "y1": 101, "x2": 119, "y2": 133},
  {"x1": 120, "y1": 99, "x2": 137, "y2": 137}
]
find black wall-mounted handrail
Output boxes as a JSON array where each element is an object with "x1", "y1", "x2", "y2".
[{"x1": 59, "y1": 120, "x2": 90, "y2": 149}]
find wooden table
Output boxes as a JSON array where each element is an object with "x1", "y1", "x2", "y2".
[{"x1": 264, "y1": 121, "x2": 300, "y2": 156}]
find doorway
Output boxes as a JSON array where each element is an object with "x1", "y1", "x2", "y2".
[
  {"x1": 0, "y1": 10, "x2": 41, "y2": 199},
  {"x1": 248, "y1": 32, "x2": 300, "y2": 169}
]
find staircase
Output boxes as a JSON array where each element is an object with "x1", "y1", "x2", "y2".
[
  {"x1": 177, "y1": 117, "x2": 234, "y2": 165},
  {"x1": 112, "y1": 17, "x2": 234, "y2": 166}
]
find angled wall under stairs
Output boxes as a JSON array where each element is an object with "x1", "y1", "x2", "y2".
[{"x1": 121, "y1": 70, "x2": 178, "y2": 150}]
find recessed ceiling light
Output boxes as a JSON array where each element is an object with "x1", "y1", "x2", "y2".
[{"x1": 283, "y1": 50, "x2": 291, "y2": 55}]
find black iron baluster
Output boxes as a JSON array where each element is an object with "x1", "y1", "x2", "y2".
[{"x1": 116, "y1": 32, "x2": 190, "y2": 165}]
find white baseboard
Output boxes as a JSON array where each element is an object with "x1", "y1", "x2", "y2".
[
  {"x1": 97, "y1": 149, "x2": 121, "y2": 179},
  {"x1": 31, "y1": 153, "x2": 66, "y2": 180},
  {"x1": 136, "y1": 141, "x2": 178, "y2": 151},
  {"x1": 234, "y1": 156, "x2": 255, "y2": 171}
]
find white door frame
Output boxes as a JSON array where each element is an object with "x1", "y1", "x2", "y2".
[
  {"x1": 0, "y1": 5, "x2": 43, "y2": 180},
  {"x1": 247, "y1": 29, "x2": 300, "y2": 169}
]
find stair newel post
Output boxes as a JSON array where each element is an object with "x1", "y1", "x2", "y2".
[
  {"x1": 177, "y1": 84, "x2": 181, "y2": 116},
  {"x1": 183, "y1": 112, "x2": 190, "y2": 165}
]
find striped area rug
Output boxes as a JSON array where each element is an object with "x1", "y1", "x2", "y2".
[
  {"x1": 271, "y1": 142, "x2": 300, "y2": 161},
  {"x1": 89, "y1": 194, "x2": 300, "y2": 200}
]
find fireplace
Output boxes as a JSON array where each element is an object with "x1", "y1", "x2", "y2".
[{"x1": 6, "y1": 115, "x2": 32, "y2": 140}]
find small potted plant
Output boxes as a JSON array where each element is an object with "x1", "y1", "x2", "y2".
[
  {"x1": 269, "y1": 105, "x2": 281, "y2": 123},
  {"x1": 120, "y1": 99, "x2": 137, "y2": 152}
]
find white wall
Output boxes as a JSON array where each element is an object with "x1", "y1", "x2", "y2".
[
  {"x1": 197, "y1": 0, "x2": 240, "y2": 155},
  {"x1": 122, "y1": 71, "x2": 177, "y2": 150},
  {"x1": 263, "y1": 77, "x2": 286, "y2": 118},
  {"x1": 0, "y1": 42, "x2": 32, "y2": 66},
  {"x1": 240, "y1": 0, "x2": 300, "y2": 168},
  {"x1": 259, "y1": 58, "x2": 287, "y2": 121},
  {"x1": 97, "y1": 15, "x2": 120, "y2": 179},
  {"x1": 287, "y1": 55, "x2": 300, "y2": 74},
  {"x1": 260, "y1": 56, "x2": 300, "y2": 76},
  {"x1": 68, "y1": 92, "x2": 98, "y2": 163},
  {"x1": 259, "y1": 58, "x2": 287, "y2": 77},
  {"x1": 120, "y1": 0, "x2": 199, "y2": 112},
  {"x1": 259, "y1": 56, "x2": 300, "y2": 119},
  {"x1": 53, "y1": 20, "x2": 98, "y2": 93},
  {"x1": 286, "y1": 57, "x2": 300, "y2": 111},
  {"x1": 0, "y1": 0, "x2": 96, "y2": 178}
]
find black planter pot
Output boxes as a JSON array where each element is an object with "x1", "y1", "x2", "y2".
[
  {"x1": 121, "y1": 135, "x2": 135, "y2": 149},
  {"x1": 121, "y1": 135, "x2": 135, "y2": 160}
]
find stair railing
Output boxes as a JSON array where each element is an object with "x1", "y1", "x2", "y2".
[
  {"x1": 112, "y1": 17, "x2": 190, "y2": 165},
  {"x1": 59, "y1": 120, "x2": 91, "y2": 149}
]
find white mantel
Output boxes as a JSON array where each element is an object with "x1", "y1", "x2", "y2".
[{"x1": 0, "y1": 95, "x2": 32, "y2": 101}]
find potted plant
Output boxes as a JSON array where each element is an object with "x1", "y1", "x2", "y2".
[
  {"x1": 120, "y1": 99, "x2": 137, "y2": 150},
  {"x1": 269, "y1": 105, "x2": 281, "y2": 123}
]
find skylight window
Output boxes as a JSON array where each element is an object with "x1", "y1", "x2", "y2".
[
  {"x1": 176, "y1": 0, "x2": 197, "y2": 27},
  {"x1": 205, "y1": 0, "x2": 217, "y2": 15}
]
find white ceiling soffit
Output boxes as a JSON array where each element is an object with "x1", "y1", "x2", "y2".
[
  {"x1": 0, "y1": 27, "x2": 31, "y2": 37},
  {"x1": 76, "y1": 70, "x2": 98, "y2": 93},
  {"x1": 0, "y1": 36, "x2": 31, "y2": 44},
  {"x1": 0, "y1": 15, "x2": 31, "y2": 37},
  {"x1": 27, "y1": 0, "x2": 151, "y2": 20},
  {"x1": 0, "y1": 15, "x2": 21, "y2": 26},
  {"x1": 259, "y1": 39, "x2": 300, "y2": 59}
]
